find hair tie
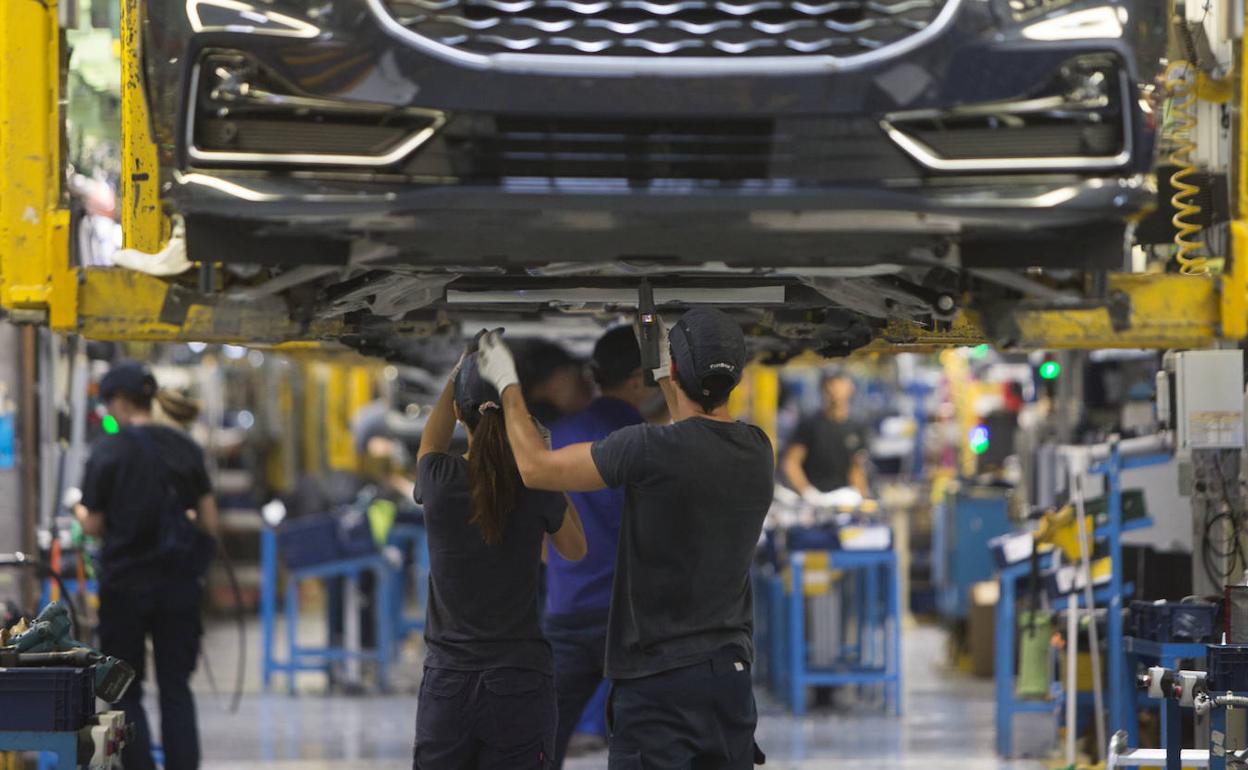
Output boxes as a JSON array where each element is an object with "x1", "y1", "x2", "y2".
[{"x1": 478, "y1": 401, "x2": 501, "y2": 414}]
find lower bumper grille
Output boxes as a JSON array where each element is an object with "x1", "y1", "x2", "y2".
[{"x1": 413, "y1": 115, "x2": 919, "y2": 182}]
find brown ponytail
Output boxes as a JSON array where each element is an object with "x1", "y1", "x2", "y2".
[{"x1": 467, "y1": 409, "x2": 522, "y2": 545}]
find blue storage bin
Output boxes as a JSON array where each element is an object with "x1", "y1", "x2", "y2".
[
  {"x1": 337, "y1": 507, "x2": 378, "y2": 558},
  {"x1": 0, "y1": 667, "x2": 95, "y2": 731},
  {"x1": 276, "y1": 514, "x2": 342, "y2": 569},
  {"x1": 1208, "y1": 644, "x2": 1248, "y2": 692},
  {"x1": 1130, "y1": 601, "x2": 1218, "y2": 643},
  {"x1": 785, "y1": 526, "x2": 840, "y2": 552}
]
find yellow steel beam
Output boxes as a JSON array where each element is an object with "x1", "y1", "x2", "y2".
[
  {"x1": 1223, "y1": 23, "x2": 1248, "y2": 342},
  {"x1": 76, "y1": 268, "x2": 346, "y2": 341},
  {"x1": 0, "y1": 0, "x2": 75, "y2": 330},
  {"x1": 120, "y1": 0, "x2": 166, "y2": 252},
  {"x1": 873, "y1": 273, "x2": 1228, "y2": 351}
]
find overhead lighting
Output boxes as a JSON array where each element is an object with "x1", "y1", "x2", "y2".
[{"x1": 1021, "y1": 6, "x2": 1123, "y2": 40}]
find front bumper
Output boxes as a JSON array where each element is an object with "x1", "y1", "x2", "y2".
[
  {"x1": 147, "y1": 0, "x2": 1163, "y2": 268},
  {"x1": 178, "y1": 170, "x2": 1150, "y2": 268}
]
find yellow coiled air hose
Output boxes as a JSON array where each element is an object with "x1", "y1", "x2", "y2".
[{"x1": 1164, "y1": 59, "x2": 1208, "y2": 275}]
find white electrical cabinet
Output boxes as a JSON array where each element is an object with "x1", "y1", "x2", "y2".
[{"x1": 1174, "y1": 349, "x2": 1245, "y2": 449}]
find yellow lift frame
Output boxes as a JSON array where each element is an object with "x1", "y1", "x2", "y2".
[{"x1": 1, "y1": 0, "x2": 1245, "y2": 350}]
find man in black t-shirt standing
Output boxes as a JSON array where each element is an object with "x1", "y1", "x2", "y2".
[
  {"x1": 76, "y1": 361, "x2": 217, "y2": 770},
  {"x1": 782, "y1": 370, "x2": 869, "y2": 501},
  {"x1": 475, "y1": 309, "x2": 774, "y2": 768}
]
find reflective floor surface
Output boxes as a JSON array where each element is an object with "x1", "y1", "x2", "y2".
[{"x1": 166, "y1": 623, "x2": 1048, "y2": 769}]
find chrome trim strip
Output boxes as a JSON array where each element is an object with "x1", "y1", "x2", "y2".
[
  {"x1": 185, "y1": 64, "x2": 448, "y2": 167},
  {"x1": 881, "y1": 74, "x2": 1133, "y2": 172},
  {"x1": 363, "y1": 0, "x2": 964, "y2": 75}
]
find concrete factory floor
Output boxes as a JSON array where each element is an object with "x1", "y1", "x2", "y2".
[{"x1": 147, "y1": 622, "x2": 1049, "y2": 769}]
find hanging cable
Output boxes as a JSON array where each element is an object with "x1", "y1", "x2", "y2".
[
  {"x1": 198, "y1": 540, "x2": 246, "y2": 714},
  {"x1": 1164, "y1": 59, "x2": 1209, "y2": 275}
]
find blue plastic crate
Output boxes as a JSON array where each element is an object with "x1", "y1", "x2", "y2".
[
  {"x1": 337, "y1": 508, "x2": 377, "y2": 558},
  {"x1": 276, "y1": 514, "x2": 342, "y2": 569},
  {"x1": 1130, "y1": 601, "x2": 1218, "y2": 643},
  {"x1": 785, "y1": 526, "x2": 840, "y2": 552},
  {"x1": 1208, "y1": 644, "x2": 1248, "y2": 692},
  {"x1": 0, "y1": 666, "x2": 94, "y2": 731}
]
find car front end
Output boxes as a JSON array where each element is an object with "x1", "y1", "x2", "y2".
[{"x1": 144, "y1": 0, "x2": 1164, "y2": 271}]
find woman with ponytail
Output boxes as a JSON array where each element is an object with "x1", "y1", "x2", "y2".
[{"x1": 413, "y1": 340, "x2": 586, "y2": 769}]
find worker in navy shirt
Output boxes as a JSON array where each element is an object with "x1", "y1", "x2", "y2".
[
  {"x1": 76, "y1": 361, "x2": 218, "y2": 770},
  {"x1": 476, "y1": 309, "x2": 774, "y2": 768},
  {"x1": 545, "y1": 326, "x2": 652, "y2": 767},
  {"x1": 413, "y1": 344, "x2": 587, "y2": 769}
]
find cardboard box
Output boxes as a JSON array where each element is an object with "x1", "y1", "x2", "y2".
[{"x1": 969, "y1": 580, "x2": 999, "y2": 678}]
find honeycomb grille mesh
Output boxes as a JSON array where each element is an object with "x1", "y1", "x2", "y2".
[{"x1": 383, "y1": 0, "x2": 945, "y2": 57}]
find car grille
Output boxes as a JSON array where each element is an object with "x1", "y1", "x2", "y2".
[
  {"x1": 381, "y1": 0, "x2": 947, "y2": 57},
  {"x1": 406, "y1": 115, "x2": 920, "y2": 182}
]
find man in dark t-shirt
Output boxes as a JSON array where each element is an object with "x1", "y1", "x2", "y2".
[
  {"x1": 782, "y1": 370, "x2": 869, "y2": 501},
  {"x1": 76, "y1": 361, "x2": 217, "y2": 770},
  {"x1": 475, "y1": 309, "x2": 774, "y2": 768}
]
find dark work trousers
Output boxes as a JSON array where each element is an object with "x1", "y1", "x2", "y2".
[
  {"x1": 97, "y1": 580, "x2": 204, "y2": 770},
  {"x1": 608, "y1": 651, "x2": 759, "y2": 770},
  {"x1": 414, "y1": 667, "x2": 556, "y2": 769},
  {"x1": 543, "y1": 611, "x2": 609, "y2": 768}
]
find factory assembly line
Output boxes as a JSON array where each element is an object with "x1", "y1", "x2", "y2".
[{"x1": 3, "y1": 0, "x2": 1248, "y2": 767}]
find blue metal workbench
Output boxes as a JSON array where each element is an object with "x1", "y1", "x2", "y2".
[
  {"x1": 994, "y1": 444, "x2": 1168, "y2": 757},
  {"x1": 765, "y1": 548, "x2": 902, "y2": 716},
  {"x1": 0, "y1": 731, "x2": 78, "y2": 769},
  {"x1": 259, "y1": 526, "x2": 398, "y2": 694}
]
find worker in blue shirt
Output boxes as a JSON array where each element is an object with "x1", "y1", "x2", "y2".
[{"x1": 544, "y1": 326, "x2": 653, "y2": 767}]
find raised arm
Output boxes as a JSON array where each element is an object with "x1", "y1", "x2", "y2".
[
  {"x1": 781, "y1": 443, "x2": 816, "y2": 497},
  {"x1": 500, "y1": 386, "x2": 607, "y2": 492},
  {"x1": 418, "y1": 365, "x2": 459, "y2": 463},
  {"x1": 549, "y1": 495, "x2": 587, "y2": 561},
  {"x1": 476, "y1": 331, "x2": 608, "y2": 493}
]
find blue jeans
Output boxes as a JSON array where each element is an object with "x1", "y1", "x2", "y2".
[
  {"x1": 414, "y1": 667, "x2": 556, "y2": 769},
  {"x1": 543, "y1": 612, "x2": 609, "y2": 768},
  {"x1": 97, "y1": 581, "x2": 203, "y2": 770}
]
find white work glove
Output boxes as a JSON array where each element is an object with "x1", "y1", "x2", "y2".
[
  {"x1": 634, "y1": 313, "x2": 671, "y2": 381},
  {"x1": 476, "y1": 330, "x2": 520, "y2": 395}
]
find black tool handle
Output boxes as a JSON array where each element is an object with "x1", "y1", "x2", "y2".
[{"x1": 637, "y1": 281, "x2": 660, "y2": 375}]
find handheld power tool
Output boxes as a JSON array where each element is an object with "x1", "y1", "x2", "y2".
[{"x1": 2, "y1": 602, "x2": 135, "y2": 702}]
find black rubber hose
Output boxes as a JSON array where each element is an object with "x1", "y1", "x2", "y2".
[
  {"x1": 0, "y1": 556, "x2": 81, "y2": 639},
  {"x1": 199, "y1": 540, "x2": 246, "y2": 714}
]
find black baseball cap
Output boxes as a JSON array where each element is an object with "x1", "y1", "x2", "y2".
[
  {"x1": 99, "y1": 360, "x2": 157, "y2": 403},
  {"x1": 454, "y1": 353, "x2": 502, "y2": 423},
  {"x1": 669, "y1": 308, "x2": 747, "y2": 398},
  {"x1": 591, "y1": 325, "x2": 642, "y2": 386}
]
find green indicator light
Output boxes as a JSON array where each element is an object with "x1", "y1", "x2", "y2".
[
  {"x1": 969, "y1": 425, "x2": 990, "y2": 456},
  {"x1": 1039, "y1": 361, "x2": 1062, "y2": 380},
  {"x1": 971, "y1": 344, "x2": 990, "y2": 358},
  {"x1": 102, "y1": 415, "x2": 120, "y2": 435}
]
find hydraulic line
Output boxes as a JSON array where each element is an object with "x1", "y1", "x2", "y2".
[{"x1": 1164, "y1": 60, "x2": 1208, "y2": 275}]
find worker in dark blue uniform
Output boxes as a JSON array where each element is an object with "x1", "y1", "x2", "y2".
[
  {"x1": 475, "y1": 309, "x2": 774, "y2": 769},
  {"x1": 75, "y1": 361, "x2": 218, "y2": 770},
  {"x1": 544, "y1": 326, "x2": 651, "y2": 767},
  {"x1": 413, "y1": 346, "x2": 587, "y2": 769}
]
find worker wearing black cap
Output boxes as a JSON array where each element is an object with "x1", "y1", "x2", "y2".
[
  {"x1": 75, "y1": 360, "x2": 218, "y2": 770},
  {"x1": 412, "y1": 344, "x2": 587, "y2": 768},
  {"x1": 544, "y1": 326, "x2": 653, "y2": 767},
  {"x1": 476, "y1": 309, "x2": 774, "y2": 768}
]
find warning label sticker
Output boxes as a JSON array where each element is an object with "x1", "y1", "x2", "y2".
[{"x1": 1188, "y1": 410, "x2": 1245, "y2": 448}]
